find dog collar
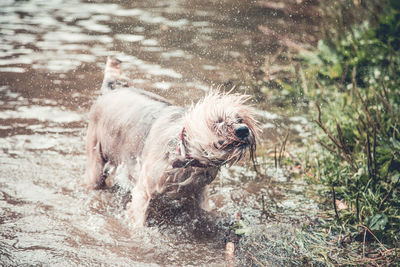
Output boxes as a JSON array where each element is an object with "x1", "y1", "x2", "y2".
[
  {"x1": 178, "y1": 127, "x2": 187, "y2": 158},
  {"x1": 176, "y1": 127, "x2": 209, "y2": 168}
]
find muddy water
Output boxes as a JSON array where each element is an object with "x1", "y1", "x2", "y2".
[{"x1": 0, "y1": 0, "x2": 320, "y2": 266}]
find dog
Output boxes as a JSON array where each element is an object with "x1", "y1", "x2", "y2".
[{"x1": 85, "y1": 56, "x2": 259, "y2": 226}]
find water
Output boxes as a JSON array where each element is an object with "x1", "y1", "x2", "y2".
[{"x1": 0, "y1": 0, "x2": 320, "y2": 265}]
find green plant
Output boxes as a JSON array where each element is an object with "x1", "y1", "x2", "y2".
[{"x1": 302, "y1": 0, "x2": 400, "y2": 252}]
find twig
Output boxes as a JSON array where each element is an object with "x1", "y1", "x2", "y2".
[
  {"x1": 382, "y1": 82, "x2": 398, "y2": 138},
  {"x1": 353, "y1": 72, "x2": 386, "y2": 138},
  {"x1": 246, "y1": 251, "x2": 267, "y2": 267},
  {"x1": 351, "y1": 64, "x2": 357, "y2": 103},
  {"x1": 336, "y1": 121, "x2": 350, "y2": 155},
  {"x1": 278, "y1": 130, "x2": 290, "y2": 167},
  {"x1": 315, "y1": 103, "x2": 357, "y2": 171},
  {"x1": 366, "y1": 131, "x2": 373, "y2": 187},
  {"x1": 299, "y1": 65, "x2": 309, "y2": 95},
  {"x1": 374, "y1": 83, "x2": 393, "y2": 118},
  {"x1": 317, "y1": 140, "x2": 338, "y2": 155},
  {"x1": 358, "y1": 225, "x2": 388, "y2": 251},
  {"x1": 340, "y1": 61, "x2": 349, "y2": 88},
  {"x1": 373, "y1": 124, "x2": 377, "y2": 183},
  {"x1": 331, "y1": 184, "x2": 341, "y2": 223},
  {"x1": 388, "y1": 42, "x2": 397, "y2": 82},
  {"x1": 341, "y1": 248, "x2": 400, "y2": 265},
  {"x1": 362, "y1": 227, "x2": 367, "y2": 259},
  {"x1": 378, "y1": 176, "x2": 396, "y2": 211},
  {"x1": 315, "y1": 103, "x2": 343, "y2": 150},
  {"x1": 262, "y1": 194, "x2": 265, "y2": 215},
  {"x1": 356, "y1": 179, "x2": 360, "y2": 221},
  {"x1": 355, "y1": 108, "x2": 373, "y2": 138}
]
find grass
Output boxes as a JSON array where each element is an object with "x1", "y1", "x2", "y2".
[
  {"x1": 247, "y1": 0, "x2": 400, "y2": 265},
  {"x1": 298, "y1": 0, "x2": 400, "y2": 264}
]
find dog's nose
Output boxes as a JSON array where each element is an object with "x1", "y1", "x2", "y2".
[{"x1": 234, "y1": 125, "x2": 249, "y2": 139}]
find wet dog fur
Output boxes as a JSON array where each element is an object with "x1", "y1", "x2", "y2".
[{"x1": 85, "y1": 57, "x2": 259, "y2": 226}]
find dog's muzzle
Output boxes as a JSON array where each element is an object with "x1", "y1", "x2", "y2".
[{"x1": 234, "y1": 125, "x2": 250, "y2": 140}]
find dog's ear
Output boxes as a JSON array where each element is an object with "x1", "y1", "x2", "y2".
[
  {"x1": 171, "y1": 159, "x2": 187, "y2": 168},
  {"x1": 171, "y1": 158, "x2": 210, "y2": 169}
]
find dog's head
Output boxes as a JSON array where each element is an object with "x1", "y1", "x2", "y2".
[{"x1": 183, "y1": 91, "x2": 259, "y2": 166}]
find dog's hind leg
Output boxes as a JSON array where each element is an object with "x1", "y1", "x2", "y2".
[{"x1": 85, "y1": 130, "x2": 107, "y2": 189}]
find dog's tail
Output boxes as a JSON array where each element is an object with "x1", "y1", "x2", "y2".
[
  {"x1": 100, "y1": 56, "x2": 172, "y2": 104},
  {"x1": 101, "y1": 56, "x2": 131, "y2": 94}
]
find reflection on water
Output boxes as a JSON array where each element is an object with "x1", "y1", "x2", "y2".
[{"x1": 0, "y1": 0, "x2": 319, "y2": 265}]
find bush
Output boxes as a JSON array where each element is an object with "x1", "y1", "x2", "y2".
[{"x1": 303, "y1": 0, "x2": 400, "y2": 248}]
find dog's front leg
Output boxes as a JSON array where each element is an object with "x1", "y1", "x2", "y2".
[
  {"x1": 195, "y1": 186, "x2": 211, "y2": 211},
  {"x1": 195, "y1": 168, "x2": 218, "y2": 211},
  {"x1": 126, "y1": 161, "x2": 164, "y2": 227},
  {"x1": 127, "y1": 181, "x2": 151, "y2": 227}
]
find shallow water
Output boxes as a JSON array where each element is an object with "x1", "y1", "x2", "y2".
[{"x1": 0, "y1": 0, "x2": 320, "y2": 266}]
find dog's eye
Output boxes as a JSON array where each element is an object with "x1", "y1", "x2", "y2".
[
  {"x1": 214, "y1": 140, "x2": 225, "y2": 149},
  {"x1": 216, "y1": 117, "x2": 224, "y2": 123},
  {"x1": 237, "y1": 118, "x2": 243, "y2": 123}
]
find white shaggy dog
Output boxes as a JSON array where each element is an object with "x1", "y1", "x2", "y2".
[{"x1": 85, "y1": 57, "x2": 259, "y2": 226}]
